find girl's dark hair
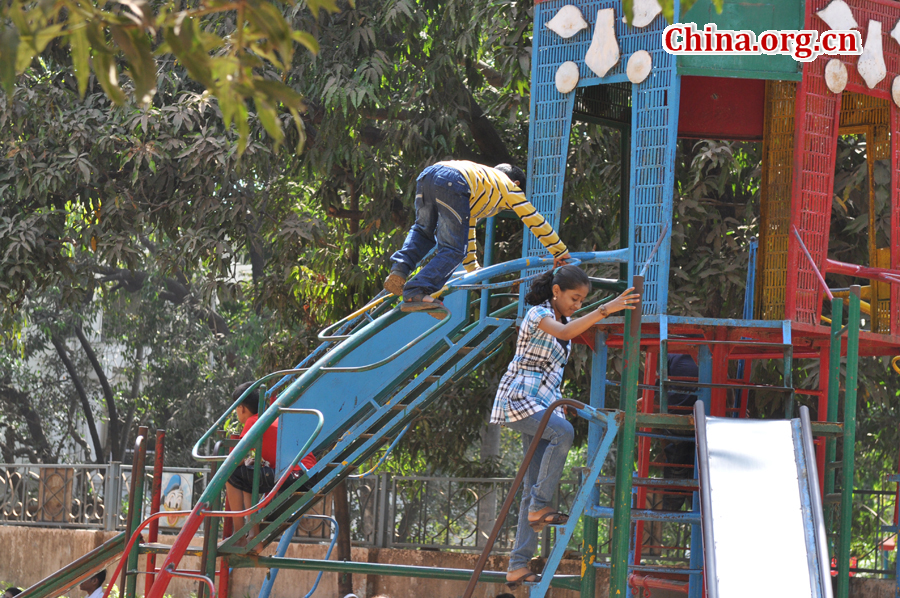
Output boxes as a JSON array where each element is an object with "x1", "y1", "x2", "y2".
[{"x1": 525, "y1": 265, "x2": 590, "y2": 305}]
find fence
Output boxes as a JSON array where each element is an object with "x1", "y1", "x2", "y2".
[
  {"x1": 0, "y1": 463, "x2": 208, "y2": 532},
  {"x1": 0, "y1": 465, "x2": 579, "y2": 554}
]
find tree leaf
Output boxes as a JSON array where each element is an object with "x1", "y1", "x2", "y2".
[
  {"x1": 0, "y1": 26, "x2": 20, "y2": 97},
  {"x1": 68, "y1": 21, "x2": 90, "y2": 97},
  {"x1": 92, "y1": 51, "x2": 126, "y2": 105}
]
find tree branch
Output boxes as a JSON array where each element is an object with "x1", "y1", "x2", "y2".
[
  {"x1": 50, "y1": 335, "x2": 105, "y2": 463},
  {"x1": 0, "y1": 382, "x2": 55, "y2": 463}
]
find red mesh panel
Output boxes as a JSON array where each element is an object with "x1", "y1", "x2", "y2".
[{"x1": 788, "y1": 0, "x2": 900, "y2": 325}]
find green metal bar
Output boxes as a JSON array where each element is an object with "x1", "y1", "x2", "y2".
[
  {"x1": 610, "y1": 275, "x2": 644, "y2": 597},
  {"x1": 251, "y1": 384, "x2": 268, "y2": 507},
  {"x1": 824, "y1": 297, "x2": 843, "y2": 545},
  {"x1": 199, "y1": 441, "x2": 226, "y2": 598},
  {"x1": 18, "y1": 532, "x2": 126, "y2": 598},
  {"x1": 124, "y1": 426, "x2": 149, "y2": 598},
  {"x1": 837, "y1": 286, "x2": 861, "y2": 598},
  {"x1": 229, "y1": 556, "x2": 582, "y2": 591}
]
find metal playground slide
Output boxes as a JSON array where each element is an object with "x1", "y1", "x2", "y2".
[{"x1": 694, "y1": 401, "x2": 833, "y2": 598}]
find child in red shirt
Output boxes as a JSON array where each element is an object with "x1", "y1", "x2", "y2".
[{"x1": 226, "y1": 382, "x2": 316, "y2": 544}]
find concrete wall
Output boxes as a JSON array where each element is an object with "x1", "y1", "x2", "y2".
[{"x1": 0, "y1": 526, "x2": 894, "y2": 598}]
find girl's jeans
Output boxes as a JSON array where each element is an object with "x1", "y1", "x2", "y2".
[
  {"x1": 504, "y1": 411, "x2": 575, "y2": 572},
  {"x1": 390, "y1": 164, "x2": 471, "y2": 299}
]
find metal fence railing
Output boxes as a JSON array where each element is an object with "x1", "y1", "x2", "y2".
[
  {"x1": 0, "y1": 465, "x2": 578, "y2": 555},
  {"x1": 0, "y1": 463, "x2": 209, "y2": 532}
]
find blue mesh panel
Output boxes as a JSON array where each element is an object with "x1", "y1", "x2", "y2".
[{"x1": 523, "y1": 0, "x2": 679, "y2": 317}]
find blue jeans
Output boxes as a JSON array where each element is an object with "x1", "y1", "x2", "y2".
[
  {"x1": 390, "y1": 164, "x2": 471, "y2": 299},
  {"x1": 505, "y1": 411, "x2": 575, "y2": 572}
]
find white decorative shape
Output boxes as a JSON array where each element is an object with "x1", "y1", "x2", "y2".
[
  {"x1": 891, "y1": 18, "x2": 900, "y2": 47},
  {"x1": 555, "y1": 61, "x2": 580, "y2": 94},
  {"x1": 584, "y1": 8, "x2": 620, "y2": 78},
  {"x1": 626, "y1": 50, "x2": 652, "y2": 84},
  {"x1": 892, "y1": 76, "x2": 900, "y2": 108},
  {"x1": 824, "y1": 59, "x2": 848, "y2": 93},
  {"x1": 857, "y1": 20, "x2": 887, "y2": 89},
  {"x1": 816, "y1": 0, "x2": 858, "y2": 30},
  {"x1": 545, "y1": 5, "x2": 588, "y2": 39},
  {"x1": 631, "y1": 0, "x2": 662, "y2": 28}
]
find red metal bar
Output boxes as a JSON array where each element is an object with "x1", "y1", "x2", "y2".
[
  {"x1": 146, "y1": 430, "x2": 166, "y2": 595},
  {"x1": 711, "y1": 329, "x2": 729, "y2": 417},
  {"x1": 634, "y1": 349, "x2": 658, "y2": 567},
  {"x1": 218, "y1": 557, "x2": 229, "y2": 598},
  {"x1": 628, "y1": 573, "x2": 690, "y2": 596},
  {"x1": 824, "y1": 258, "x2": 900, "y2": 286}
]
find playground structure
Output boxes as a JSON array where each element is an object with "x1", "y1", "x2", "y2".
[{"x1": 16, "y1": 0, "x2": 900, "y2": 597}]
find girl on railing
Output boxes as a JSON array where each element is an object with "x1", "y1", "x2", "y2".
[{"x1": 491, "y1": 265, "x2": 639, "y2": 588}]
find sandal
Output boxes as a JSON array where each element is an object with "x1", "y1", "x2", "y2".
[
  {"x1": 383, "y1": 273, "x2": 406, "y2": 296},
  {"x1": 506, "y1": 570, "x2": 539, "y2": 589},
  {"x1": 528, "y1": 510, "x2": 569, "y2": 532},
  {"x1": 400, "y1": 295, "x2": 447, "y2": 320}
]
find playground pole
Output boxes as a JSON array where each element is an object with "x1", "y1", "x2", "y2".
[
  {"x1": 823, "y1": 297, "x2": 843, "y2": 540},
  {"x1": 609, "y1": 276, "x2": 643, "y2": 596},
  {"x1": 836, "y1": 286, "x2": 861, "y2": 598}
]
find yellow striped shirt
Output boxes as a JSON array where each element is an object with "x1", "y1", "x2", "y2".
[{"x1": 438, "y1": 161, "x2": 569, "y2": 271}]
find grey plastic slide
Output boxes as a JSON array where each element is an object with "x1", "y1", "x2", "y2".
[{"x1": 693, "y1": 401, "x2": 833, "y2": 598}]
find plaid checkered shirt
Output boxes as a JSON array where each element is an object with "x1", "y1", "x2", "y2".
[{"x1": 490, "y1": 302, "x2": 570, "y2": 425}]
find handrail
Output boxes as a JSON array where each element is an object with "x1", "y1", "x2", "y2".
[
  {"x1": 318, "y1": 292, "x2": 396, "y2": 341},
  {"x1": 824, "y1": 257, "x2": 900, "y2": 286},
  {"x1": 461, "y1": 399, "x2": 612, "y2": 598},
  {"x1": 444, "y1": 249, "x2": 630, "y2": 292},
  {"x1": 192, "y1": 369, "x2": 310, "y2": 462},
  {"x1": 447, "y1": 258, "x2": 583, "y2": 291},
  {"x1": 110, "y1": 409, "x2": 325, "y2": 598},
  {"x1": 319, "y1": 310, "x2": 452, "y2": 373},
  {"x1": 892, "y1": 356, "x2": 900, "y2": 375},
  {"x1": 791, "y1": 226, "x2": 834, "y2": 301}
]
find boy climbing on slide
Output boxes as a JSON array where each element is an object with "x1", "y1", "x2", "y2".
[
  {"x1": 224, "y1": 382, "x2": 317, "y2": 546},
  {"x1": 385, "y1": 161, "x2": 571, "y2": 316}
]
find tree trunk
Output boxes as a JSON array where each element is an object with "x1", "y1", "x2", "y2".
[
  {"x1": 50, "y1": 336, "x2": 105, "y2": 462},
  {"x1": 74, "y1": 323, "x2": 121, "y2": 459},
  {"x1": 332, "y1": 480, "x2": 353, "y2": 596}
]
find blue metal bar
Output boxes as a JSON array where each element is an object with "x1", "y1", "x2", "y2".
[
  {"x1": 258, "y1": 516, "x2": 338, "y2": 598},
  {"x1": 348, "y1": 422, "x2": 413, "y2": 479},
  {"x1": 734, "y1": 237, "x2": 758, "y2": 417}
]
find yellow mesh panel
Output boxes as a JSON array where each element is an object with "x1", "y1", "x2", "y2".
[{"x1": 758, "y1": 80, "x2": 796, "y2": 320}]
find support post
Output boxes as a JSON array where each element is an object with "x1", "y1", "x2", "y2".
[
  {"x1": 581, "y1": 331, "x2": 609, "y2": 598},
  {"x1": 836, "y1": 286, "x2": 861, "y2": 598},
  {"x1": 123, "y1": 426, "x2": 148, "y2": 598},
  {"x1": 146, "y1": 430, "x2": 166, "y2": 595},
  {"x1": 610, "y1": 276, "x2": 643, "y2": 597},
  {"x1": 200, "y1": 441, "x2": 226, "y2": 598}
]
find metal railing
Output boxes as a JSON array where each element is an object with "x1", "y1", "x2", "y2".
[{"x1": 0, "y1": 463, "x2": 208, "y2": 531}]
